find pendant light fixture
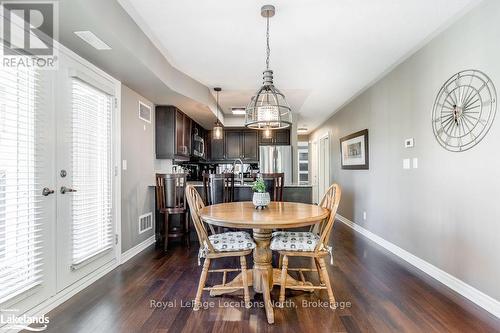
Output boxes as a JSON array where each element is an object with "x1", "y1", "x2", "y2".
[
  {"x1": 245, "y1": 4, "x2": 292, "y2": 130},
  {"x1": 213, "y1": 87, "x2": 224, "y2": 140}
]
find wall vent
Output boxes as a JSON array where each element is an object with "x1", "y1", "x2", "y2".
[
  {"x1": 138, "y1": 101, "x2": 151, "y2": 123},
  {"x1": 139, "y1": 212, "x2": 153, "y2": 234}
]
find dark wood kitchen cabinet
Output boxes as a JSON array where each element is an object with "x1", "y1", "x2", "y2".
[
  {"x1": 258, "y1": 129, "x2": 290, "y2": 145},
  {"x1": 223, "y1": 130, "x2": 258, "y2": 161},
  {"x1": 156, "y1": 106, "x2": 191, "y2": 160},
  {"x1": 224, "y1": 131, "x2": 241, "y2": 160},
  {"x1": 209, "y1": 132, "x2": 225, "y2": 160},
  {"x1": 183, "y1": 115, "x2": 192, "y2": 156},
  {"x1": 242, "y1": 131, "x2": 258, "y2": 160}
]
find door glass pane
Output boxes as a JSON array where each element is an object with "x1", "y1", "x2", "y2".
[
  {"x1": 299, "y1": 163, "x2": 308, "y2": 172},
  {"x1": 71, "y1": 78, "x2": 113, "y2": 267},
  {"x1": 0, "y1": 67, "x2": 43, "y2": 303}
]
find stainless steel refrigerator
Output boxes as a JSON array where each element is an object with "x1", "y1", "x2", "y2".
[{"x1": 259, "y1": 145, "x2": 293, "y2": 185}]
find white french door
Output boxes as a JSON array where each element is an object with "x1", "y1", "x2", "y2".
[
  {"x1": 0, "y1": 46, "x2": 119, "y2": 315},
  {"x1": 55, "y1": 52, "x2": 118, "y2": 291},
  {"x1": 0, "y1": 61, "x2": 56, "y2": 312}
]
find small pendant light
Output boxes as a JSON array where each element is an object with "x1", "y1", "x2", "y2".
[{"x1": 213, "y1": 87, "x2": 223, "y2": 140}]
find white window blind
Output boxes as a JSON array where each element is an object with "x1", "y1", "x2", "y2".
[
  {"x1": 0, "y1": 67, "x2": 43, "y2": 303},
  {"x1": 71, "y1": 78, "x2": 113, "y2": 267}
]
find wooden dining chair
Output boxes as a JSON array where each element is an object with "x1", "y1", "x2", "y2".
[
  {"x1": 155, "y1": 173, "x2": 190, "y2": 252},
  {"x1": 270, "y1": 183, "x2": 341, "y2": 307},
  {"x1": 260, "y1": 172, "x2": 284, "y2": 202},
  {"x1": 185, "y1": 185, "x2": 255, "y2": 310},
  {"x1": 202, "y1": 173, "x2": 235, "y2": 205}
]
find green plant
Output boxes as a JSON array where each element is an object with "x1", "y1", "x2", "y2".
[{"x1": 252, "y1": 178, "x2": 267, "y2": 193}]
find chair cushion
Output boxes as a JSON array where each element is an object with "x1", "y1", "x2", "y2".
[
  {"x1": 270, "y1": 231, "x2": 320, "y2": 252},
  {"x1": 208, "y1": 231, "x2": 256, "y2": 252}
]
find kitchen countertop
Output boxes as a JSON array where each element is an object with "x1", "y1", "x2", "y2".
[
  {"x1": 185, "y1": 181, "x2": 312, "y2": 188},
  {"x1": 147, "y1": 182, "x2": 312, "y2": 188}
]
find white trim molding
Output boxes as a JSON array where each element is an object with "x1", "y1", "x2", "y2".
[
  {"x1": 336, "y1": 214, "x2": 500, "y2": 319},
  {"x1": 120, "y1": 235, "x2": 156, "y2": 264}
]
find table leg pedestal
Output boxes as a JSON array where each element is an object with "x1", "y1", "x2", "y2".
[{"x1": 252, "y1": 229, "x2": 274, "y2": 324}]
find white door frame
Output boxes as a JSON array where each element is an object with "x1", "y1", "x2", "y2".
[{"x1": 318, "y1": 132, "x2": 330, "y2": 200}]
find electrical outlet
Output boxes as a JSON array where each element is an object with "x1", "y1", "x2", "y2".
[
  {"x1": 403, "y1": 158, "x2": 410, "y2": 169},
  {"x1": 363, "y1": 211, "x2": 367, "y2": 220}
]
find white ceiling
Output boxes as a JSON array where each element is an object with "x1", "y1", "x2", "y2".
[{"x1": 120, "y1": 0, "x2": 478, "y2": 133}]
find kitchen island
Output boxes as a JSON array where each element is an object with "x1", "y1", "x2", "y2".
[{"x1": 187, "y1": 181, "x2": 313, "y2": 204}]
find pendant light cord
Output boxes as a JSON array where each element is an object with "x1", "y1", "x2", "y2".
[
  {"x1": 266, "y1": 15, "x2": 270, "y2": 70},
  {"x1": 216, "y1": 90, "x2": 219, "y2": 122}
]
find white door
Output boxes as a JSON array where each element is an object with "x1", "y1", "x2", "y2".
[
  {"x1": 318, "y1": 135, "x2": 330, "y2": 200},
  {"x1": 55, "y1": 52, "x2": 118, "y2": 291},
  {"x1": 0, "y1": 64, "x2": 57, "y2": 312}
]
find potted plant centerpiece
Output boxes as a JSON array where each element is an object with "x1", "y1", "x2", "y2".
[{"x1": 252, "y1": 177, "x2": 270, "y2": 209}]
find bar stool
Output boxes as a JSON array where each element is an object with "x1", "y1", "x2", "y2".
[{"x1": 155, "y1": 173, "x2": 189, "y2": 252}]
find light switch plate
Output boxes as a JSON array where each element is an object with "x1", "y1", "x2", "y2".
[
  {"x1": 122, "y1": 160, "x2": 127, "y2": 170},
  {"x1": 412, "y1": 158, "x2": 418, "y2": 169},
  {"x1": 405, "y1": 138, "x2": 414, "y2": 148},
  {"x1": 403, "y1": 158, "x2": 411, "y2": 169}
]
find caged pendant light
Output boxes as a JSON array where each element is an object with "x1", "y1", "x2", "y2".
[
  {"x1": 245, "y1": 4, "x2": 292, "y2": 131},
  {"x1": 213, "y1": 87, "x2": 224, "y2": 140}
]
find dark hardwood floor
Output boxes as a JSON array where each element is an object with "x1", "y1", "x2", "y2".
[{"x1": 39, "y1": 222, "x2": 500, "y2": 333}]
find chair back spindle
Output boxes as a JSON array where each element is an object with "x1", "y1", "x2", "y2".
[
  {"x1": 156, "y1": 173, "x2": 187, "y2": 211},
  {"x1": 202, "y1": 173, "x2": 235, "y2": 205}
]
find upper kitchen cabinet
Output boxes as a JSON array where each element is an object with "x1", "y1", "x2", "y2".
[
  {"x1": 155, "y1": 106, "x2": 192, "y2": 160},
  {"x1": 225, "y1": 131, "x2": 241, "y2": 160},
  {"x1": 242, "y1": 131, "x2": 258, "y2": 160},
  {"x1": 224, "y1": 129, "x2": 259, "y2": 161},
  {"x1": 258, "y1": 129, "x2": 290, "y2": 145},
  {"x1": 208, "y1": 132, "x2": 225, "y2": 160}
]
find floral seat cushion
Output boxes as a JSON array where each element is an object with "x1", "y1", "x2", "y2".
[
  {"x1": 270, "y1": 231, "x2": 320, "y2": 252},
  {"x1": 208, "y1": 231, "x2": 256, "y2": 252}
]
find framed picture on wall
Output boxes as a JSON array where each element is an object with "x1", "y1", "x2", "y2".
[{"x1": 340, "y1": 129, "x2": 369, "y2": 169}]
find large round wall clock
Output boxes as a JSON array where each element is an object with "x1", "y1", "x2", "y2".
[{"x1": 432, "y1": 69, "x2": 497, "y2": 152}]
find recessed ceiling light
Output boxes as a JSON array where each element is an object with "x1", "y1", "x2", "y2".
[
  {"x1": 231, "y1": 107, "x2": 246, "y2": 115},
  {"x1": 297, "y1": 127, "x2": 308, "y2": 134},
  {"x1": 74, "y1": 31, "x2": 111, "y2": 50}
]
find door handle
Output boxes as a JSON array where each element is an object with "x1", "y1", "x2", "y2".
[
  {"x1": 60, "y1": 186, "x2": 77, "y2": 194},
  {"x1": 42, "y1": 187, "x2": 55, "y2": 196}
]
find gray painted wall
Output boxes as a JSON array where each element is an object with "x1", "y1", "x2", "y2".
[
  {"x1": 121, "y1": 85, "x2": 156, "y2": 253},
  {"x1": 310, "y1": 0, "x2": 500, "y2": 301}
]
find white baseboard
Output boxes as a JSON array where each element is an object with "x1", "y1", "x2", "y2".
[
  {"x1": 120, "y1": 235, "x2": 156, "y2": 264},
  {"x1": 336, "y1": 214, "x2": 500, "y2": 319}
]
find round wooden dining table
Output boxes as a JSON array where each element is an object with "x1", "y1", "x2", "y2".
[{"x1": 199, "y1": 201, "x2": 329, "y2": 324}]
